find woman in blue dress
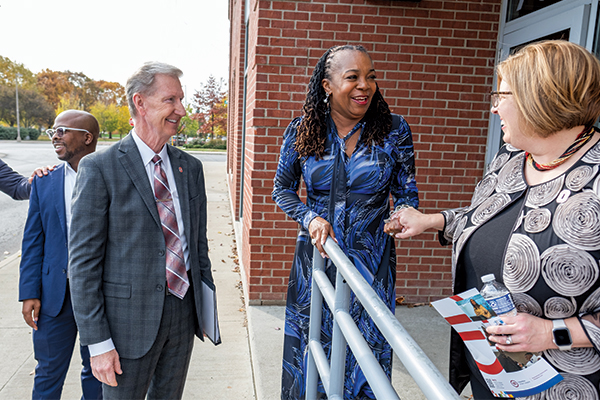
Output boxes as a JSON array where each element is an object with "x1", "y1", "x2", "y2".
[{"x1": 272, "y1": 44, "x2": 419, "y2": 400}]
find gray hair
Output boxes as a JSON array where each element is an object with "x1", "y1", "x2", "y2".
[{"x1": 126, "y1": 62, "x2": 183, "y2": 117}]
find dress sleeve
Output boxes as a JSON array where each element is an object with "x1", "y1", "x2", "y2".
[
  {"x1": 69, "y1": 155, "x2": 112, "y2": 346},
  {"x1": 438, "y1": 146, "x2": 516, "y2": 246},
  {"x1": 439, "y1": 207, "x2": 470, "y2": 246},
  {"x1": 0, "y1": 158, "x2": 30, "y2": 200},
  {"x1": 390, "y1": 116, "x2": 419, "y2": 209},
  {"x1": 580, "y1": 309, "x2": 600, "y2": 351},
  {"x1": 272, "y1": 118, "x2": 319, "y2": 230}
]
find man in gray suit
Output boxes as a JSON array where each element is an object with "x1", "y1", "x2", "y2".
[{"x1": 69, "y1": 62, "x2": 214, "y2": 399}]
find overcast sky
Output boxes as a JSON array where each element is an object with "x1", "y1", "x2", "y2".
[{"x1": 0, "y1": 0, "x2": 230, "y2": 105}]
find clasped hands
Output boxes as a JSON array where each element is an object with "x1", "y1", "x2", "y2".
[
  {"x1": 309, "y1": 206, "x2": 425, "y2": 254},
  {"x1": 384, "y1": 206, "x2": 447, "y2": 239},
  {"x1": 384, "y1": 205, "x2": 425, "y2": 239}
]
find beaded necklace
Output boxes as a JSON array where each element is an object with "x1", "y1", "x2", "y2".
[{"x1": 525, "y1": 126, "x2": 595, "y2": 171}]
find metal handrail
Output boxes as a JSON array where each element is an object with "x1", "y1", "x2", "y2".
[{"x1": 305, "y1": 237, "x2": 461, "y2": 400}]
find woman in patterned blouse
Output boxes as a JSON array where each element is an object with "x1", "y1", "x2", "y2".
[{"x1": 386, "y1": 41, "x2": 600, "y2": 399}]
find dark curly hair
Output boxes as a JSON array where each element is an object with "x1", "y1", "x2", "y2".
[{"x1": 295, "y1": 45, "x2": 392, "y2": 159}]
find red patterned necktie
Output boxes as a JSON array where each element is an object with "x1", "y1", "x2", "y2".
[{"x1": 152, "y1": 155, "x2": 189, "y2": 299}]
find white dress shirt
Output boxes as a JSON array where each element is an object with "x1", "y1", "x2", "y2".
[
  {"x1": 63, "y1": 162, "x2": 77, "y2": 238},
  {"x1": 131, "y1": 129, "x2": 190, "y2": 270}
]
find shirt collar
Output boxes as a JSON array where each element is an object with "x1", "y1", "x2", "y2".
[
  {"x1": 131, "y1": 129, "x2": 168, "y2": 166},
  {"x1": 64, "y1": 162, "x2": 76, "y2": 177}
]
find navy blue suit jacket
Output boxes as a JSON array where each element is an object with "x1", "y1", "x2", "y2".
[
  {"x1": 19, "y1": 164, "x2": 69, "y2": 317},
  {"x1": 0, "y1": 157, "x2": 30, "y2": 200}
]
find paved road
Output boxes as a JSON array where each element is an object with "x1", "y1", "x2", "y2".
[
  {"x1": 0, "y1": 140, "x2": 225, "y2": 259},
  {"x1": 0, "y1": 141, "x2": 56, "y2": 259}
]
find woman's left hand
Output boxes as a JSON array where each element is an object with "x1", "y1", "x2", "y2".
[{"x1": 486, "y1": 313, "x2": 554, "y2": 353}]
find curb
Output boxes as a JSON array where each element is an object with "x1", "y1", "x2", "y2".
[{"x1": 0, "y1": 250, "x2": 21, "y2": 269}]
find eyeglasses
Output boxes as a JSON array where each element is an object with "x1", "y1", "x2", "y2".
[
  {"x1": 46, "y1": 127, "x2": 91, "y2": 140},
  {"x1": 490, "y1": 91, "x2": 513, "y2": 108}
]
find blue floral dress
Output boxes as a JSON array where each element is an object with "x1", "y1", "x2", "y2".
[{"x1": 272, "y1": 115, "x2": 419, "y2": 400}]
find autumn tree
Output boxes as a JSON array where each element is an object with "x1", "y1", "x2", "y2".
[
  {"x1": 0, "y1": 85, "x2": 16, "y2": 125},
  {"x1": 36, "y1": 69, "x2": 125, "y2": 112},
  {"x1": 36, "y1": 69, "x2": 73, "y2": 109},
  {"x1": 117, "y1": 105, "x2": 132, "y2": 135},
  {"x1": 0, "y1": 55, "x2": 126, "y2": 134},
  {"x1": 0, "y1": 56, "x2": 37, "y2": 90},
  {"x1": 38, "y1": 70, "x2": 92, "y2": 110},
  {"x1": 0, "y1": 84, "x2": 54, "y2": 127},
  {"x1": 0, "y1": 57, "x2": 54, "y2": 128},
  {"x1": 19, "y1": 89, "x2": 55, "y2": 127},
  {"x1": 79, "y1": 77, "x2": 102, "y2": 110},
  {"x1": 178, "y1": 105, "x2": 200, "y2": 139},
  {"x1": 191, "y1": 75, "x2": 227, "y2": 139},
  {"x1": 90, "y1": 102, "x2": 131, "y2": 139},
  {"x1": 56, "y1": 93, "x2": 83, "y2": 114},
  {"x1": 95, "y1": 80, "x2": 126, "y2": 106}
]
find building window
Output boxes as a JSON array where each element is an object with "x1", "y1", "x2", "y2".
[{"x1": 506, "y1": 0, "x2": 562, "y2": 22}]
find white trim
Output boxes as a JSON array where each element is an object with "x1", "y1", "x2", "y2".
[
  {"x1": 504, "y1": 0, "x2": 592, "y2": 34},
  {"x1": 485, "y1": 0, "x2": 598, "y2": 167},
  {"x1": 502, "y1": 4, "x2": 590, "y2": 52}
]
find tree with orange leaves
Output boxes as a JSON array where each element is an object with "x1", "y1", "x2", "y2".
[{"x1": 191, "y1": 75, "x2": 227, "y2": 139}]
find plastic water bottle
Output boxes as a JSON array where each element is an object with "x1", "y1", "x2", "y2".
[{"x1": 480, "y1": 274, "x2": 517, "y2": 317}]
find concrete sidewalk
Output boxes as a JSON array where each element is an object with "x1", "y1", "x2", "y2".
[{"x1": 0, "y1": 158, "x2": 471, "y2": 399}]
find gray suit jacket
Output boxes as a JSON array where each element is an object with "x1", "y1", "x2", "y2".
[{"x1": 68, "y1": 133, "x2": 213, "y2": 359}]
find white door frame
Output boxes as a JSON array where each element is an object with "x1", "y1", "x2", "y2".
[{"x1": 484, "y1": 0, "x2": 598, "y2": 166}]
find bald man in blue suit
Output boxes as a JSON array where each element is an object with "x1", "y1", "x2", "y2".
[{"x1": 19, "y1": 110, "x2": 103, "y2": 400}]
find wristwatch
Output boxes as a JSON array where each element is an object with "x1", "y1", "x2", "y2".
[{"x1": 552, "y1": 319, "x2": 572, "y2": 351}]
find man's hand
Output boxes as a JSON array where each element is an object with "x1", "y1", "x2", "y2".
[
  {"x1": 90, "y1": 349, "x2": 122, "y2": 387},
  {"x1": 21, "y1": 299, "x2": 41, "y2": 330},
  {"x1": 28, "y1": 165, "x2": 56, "y2": 184}
]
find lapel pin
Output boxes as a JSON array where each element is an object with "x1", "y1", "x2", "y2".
[{"x1": 179, "y1": 167, "x2": 183, "y2": 173}]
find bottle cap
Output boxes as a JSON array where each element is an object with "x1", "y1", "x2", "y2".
[{"x1": 481, "y1": 274, "x2": 495, "y2": 283}]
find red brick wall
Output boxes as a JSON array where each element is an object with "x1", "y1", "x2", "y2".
[{"x1": 228, "y1": 0, "x2": 502, "y2": 305}]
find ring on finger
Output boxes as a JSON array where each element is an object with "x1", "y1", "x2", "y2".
[
  {"x1": 389, "y1": 232, "x2": 394, "y2": 237},
  {"x1": 311, "y1": 238, "x2": 317, "y2": 245},
  {"x1": 505, "y1": 335, "x2": 512, "y2": 345}
]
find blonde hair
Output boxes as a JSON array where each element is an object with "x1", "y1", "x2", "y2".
[{"x1": 497, "y1": 40, "x2": 600, "y2": 137}]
